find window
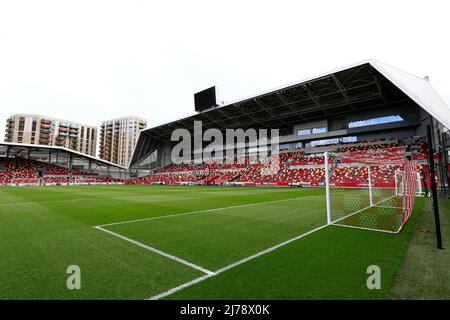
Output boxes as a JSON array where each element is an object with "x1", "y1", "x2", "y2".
[
  {"x1": 297, "y1": 129, "x2": 311, "y2": 136},
  {"x1": 312, "y1": 126, "x2": 327, "y2": 134},
  {"x1": 342, "y1": 136, "x2": 357, "y2": 143},
  {"x1": 348, "y1": 115, "x2": 403, "y2": 129},
  {"x1": 310, "y1": 138, "x2": 339, "y2": 148},
  {"x1": 280, "y1": 142, "x2": 303, "y2": 150}
]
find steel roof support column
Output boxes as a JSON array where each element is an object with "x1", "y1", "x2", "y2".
[
  {"x1": 68, "y1": 153, "x2": 73, "y2": 170},
  {"x1": 442, "y1": 131, "x2": 450, "y2": 198},
  {"x1": 427, "y1": 123, "x2": 443, "y2": 249}
]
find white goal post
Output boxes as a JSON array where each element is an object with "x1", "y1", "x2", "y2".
[
  {"x1": 324, "y1": 147, "x2": 417, "y2": 233},
  {"x1": 395, "y1": 170, "x2": 404, "y2": 196},
  {"x1": 396, "y1": 170, "x2": 425, "y2": 197}
]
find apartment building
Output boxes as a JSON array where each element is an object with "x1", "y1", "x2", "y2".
[
  {"x1": 4, "y1": 114, "x2": 97, "y2": 156},
  {"x1": 99, "y1": 116, "x2": 147, "y2": 166}
]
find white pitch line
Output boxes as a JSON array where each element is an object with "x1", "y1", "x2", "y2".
[
  {"x1": 95, "y1": 226, "x2": 215, "y2": 276},
  {"x1": 102, "y1": 193, "x2": 402, "y2": 300},
  {"x1": 148, "y1": 195, "x2": 398, "y2": 300},
  {"x1": 147, "y1": 223, "x2": 329, "y2": 300},
  {"x1": 331, "y1": 195, "x2": 397, "y2": 225},
  {"x1": 148, "y1": 274, "x2": 214, "y2": 300},
  {"x1": 214, "y1": 224, "x2": 329, "y2": 274},
  {"x1": 0, "y1": 194, "x2": 197, "y2": 208},
  {"x1": 0, "y1": 198, "x2": 87, "y2": 207},
  {"x1": 330, "y1": 195, "x2": 399, "y2": 234},
  {"x1": 97, "y1": 195, "x2": 322, "y2": 228},
  {"x1": 332, "y1": 223, "x2": 397, "y2": 234}
]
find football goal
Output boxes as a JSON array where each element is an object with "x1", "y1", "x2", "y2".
[{"x1": 324, "y1": 147, "x2": 417, "y2": 233}]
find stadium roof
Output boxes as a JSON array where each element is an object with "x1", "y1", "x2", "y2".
[
  {"x1": 130, "y1": 58, "x2": 450, "y2": 167},
  {"x1": 0, "y1": 141, "x2": 127, "y2": 170},
  {"x1": 369, "y1": 60, "x2": 450, "y2": 129}
]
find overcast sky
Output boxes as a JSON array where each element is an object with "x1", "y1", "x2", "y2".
[{"x1": 0, "y1": 0, "x2": 449, "y2": 141}]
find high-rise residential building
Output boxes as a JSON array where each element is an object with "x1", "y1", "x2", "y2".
[
  {"x1": 99, "y1": 116, "x2": 147, "y2": 166},
  {"x1": 4, "y1": 114, "x2": 97, "y2": 156}
]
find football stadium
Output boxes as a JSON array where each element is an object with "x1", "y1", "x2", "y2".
[{"x1": 1, "y1": 59, "x2": 449, "y2": 300}]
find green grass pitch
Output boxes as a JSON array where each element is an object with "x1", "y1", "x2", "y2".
[{"x1": 0, "y1": 185, "x2": 424, "y2": 299}]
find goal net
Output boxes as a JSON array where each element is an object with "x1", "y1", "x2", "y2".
[
  {"x1": 397, "y1": 171, "x2": 424, "y2": 197},
  {"x1": 325, "y1": 147, "x2": 417, "y2": 233}
]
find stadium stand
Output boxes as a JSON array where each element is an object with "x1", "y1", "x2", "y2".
[
  {"x1": 0, "y1": 157, "x2": 118, "y2": 185},
  {"x1": 0, "y1": 137, "x2": 433, "y2": 189},
  {"x1": 119, "y1": 139, "x2": 428, "y2": 188}
]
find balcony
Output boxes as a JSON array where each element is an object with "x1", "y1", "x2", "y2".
[
  {"x1": 40, "y1": 119, "x2": 52, "y2": 125},
  {"x1": 39, "y1": 138, "x2": 50, "y2": 145},
  {"x1": 39, "y1": 133, "x2": 50, "y2": 139}
]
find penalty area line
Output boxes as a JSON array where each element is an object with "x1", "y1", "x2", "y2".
[
  {"x1": 96, "y1": 195, "x2": 322, "y2": 228},
  {"x1": 94, "y1": 226, "x2": 215, "y2": 276},
  {"x1": 147, "y1": 223, "x2": 329, "y2": 300}
]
